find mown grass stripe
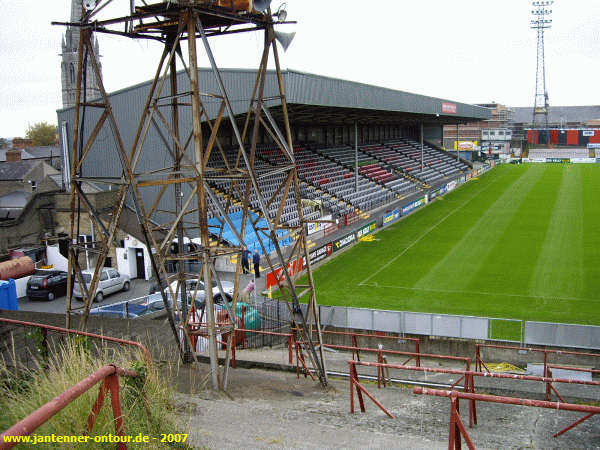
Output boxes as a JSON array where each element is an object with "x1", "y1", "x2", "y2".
[
  {"x1": 414, "y1": 164, "x2": 537, "y2": 291},
  {"x1": 466, "y1": 165, "x2": 563, "y2": 296}
]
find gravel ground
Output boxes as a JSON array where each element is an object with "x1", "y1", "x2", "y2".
[{"x1": 173, "y1": 364, "x2": 600, "y2": 449}]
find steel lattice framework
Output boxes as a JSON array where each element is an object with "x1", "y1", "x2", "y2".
[
  {"x1": 531, "y1": 1, "x2": 553, "y2": 130},
  {"x1": 55, "y1": 0, "x2": 328, "y2": 390}
]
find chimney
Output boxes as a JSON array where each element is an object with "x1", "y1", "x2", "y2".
[{"x1": 6, "y1": 149, "x2": 22, "y2": 162}]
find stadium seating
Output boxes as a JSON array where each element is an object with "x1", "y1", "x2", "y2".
[
  {"x1": 201, "y1": 137, "x2": 466, "y2": 253},
  {"x1": 372, "y1": 138, "x2": 469, "y2": 185},
  {"x1": 291, "y1": 146, "x2": 396, "y2": 215}
]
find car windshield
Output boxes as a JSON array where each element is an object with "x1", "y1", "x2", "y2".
[
  {"x1": 29, "y1": 276, "x2": 47, "y2": 282},
  {"x1": 81, "y1": 274, "x2": 92, "y2": 283}
]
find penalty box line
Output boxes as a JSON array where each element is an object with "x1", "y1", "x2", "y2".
[
  {"x1": 359, "y1": 282, "x2": 596, "y2": 304},
  {"x1": 358, "y1": 169, "x2": 514, "y2": 286}
]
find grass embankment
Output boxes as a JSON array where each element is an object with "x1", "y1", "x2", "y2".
[{"x1": 0, "y1": 337, "x2": 189, "y2": 449}]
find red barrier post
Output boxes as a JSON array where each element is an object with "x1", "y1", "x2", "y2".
[
  {"x1": 348, "y1": 361, "x2": 394, "y2": 418},
  {"x1": 352, "y1": 334, "x2": 360, "y2": 361},
  {"x1": 415, "y1": 340, "x2": 421, "y2": 367},
  {"x1": 231, "y1": 334, "x2": 237, "y2": 369},
  {"x1": 0, "y1": 365, "x2": 136, "y2": 450},
  {"x1": 241, "y1": 306, "x2": 246, "y2": 349},
  {"x1": 107, "y1": 373, "x2": 125, "y2": 449},
  {"x1": 414, "y1": 387, "x2": 600, "y2": 442}
]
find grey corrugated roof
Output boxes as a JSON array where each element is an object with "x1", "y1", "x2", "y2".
[
  {"x1": 25, "y1": 146, "x2": 61, "y2": 159},
  {"x1": 0, "y1": 149, "x2": 35, "y2": 162},
  {"x1": 285, "y1": 69, "x2": 488, "y2": 119},
  {"x1": 57, "y1": 68, "x2": 490, "y2": 121},
  {"x1": 511, "y1": 106, "x2": 600, "y2": 124},
  {"x1": 0, "y1": 190, "x2": 30, "y2": 208},
  {"x1": 0, "y1": 160, "x2": 40, "y2": 181}
]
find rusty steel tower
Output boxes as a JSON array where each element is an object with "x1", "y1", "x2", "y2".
[
  {"x1": 56, "y1": 0, "x2": 327, "y2": 390},
  {"x1": 531, "y1": 1, "x2": 553, "y2": 131}
]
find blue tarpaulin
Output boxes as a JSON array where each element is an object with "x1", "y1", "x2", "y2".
[{"x1": 208, "y1": 210, "x2": 291, "y2": 255}]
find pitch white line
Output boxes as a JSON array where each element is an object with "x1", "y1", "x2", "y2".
[
  {"x1": 358, "y1": 169, "x2": 515, "y2": 286},
  {"x1": 359, "y1": 282, "x2": 598, "y2": 304}
]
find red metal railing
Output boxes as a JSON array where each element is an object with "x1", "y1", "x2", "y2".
[
  {"x1": 347, "y1": 360, "x2": 477, "y2": 425},
  {"x1": 414, "y1": 387, "x2": 600, "y2": 449},
  {"x1": 0, "y1": 318, "x2": 151, "y2": 366},
  {"x1": 296, "y1": 342, "x2": 463, "y2": 388},
  {"x1": 293, "y1": 328, "x2": 420, "y2": 366},
  {"x1": 347, "y1": 359, "x2": 600, "y2": 429},
  {"x1": 475, "y1": 343, "x2": 600, "y2": 384},
  {"x1": 0, "y1": 364, "x2": 137, "y2": 450},
  {"x1": 188, "y1": 324, "x2": 295, "y2": 366},
  {"x1": 544, "y1": 364, "x2": 600, "y2": 404}
]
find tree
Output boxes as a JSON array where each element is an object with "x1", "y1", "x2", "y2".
[{"x1": 26, "y1": 122, "x2": 57, "y2": 146}]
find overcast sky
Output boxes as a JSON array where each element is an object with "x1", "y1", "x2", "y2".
[{"x1": 1, "y1": 0, "x2": 599, "y2": 137}]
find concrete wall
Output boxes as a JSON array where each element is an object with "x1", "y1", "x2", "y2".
[
  {"x1": 0, "y1": 190, "x2": 61, "y2": 254},
  {"x1": 0, "y1": 309, "x2": 179, "y2": 363},
  {"x1": 3, "y1": 309, "x2": 599, "y2": 371},
  {"x1": 319, "y1": 326, "x2": 600, "y2": 369}
]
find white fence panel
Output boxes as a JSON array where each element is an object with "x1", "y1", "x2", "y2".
[
  {"x1": 526, "y1": 321, "x2": 600, "y2": 350},
  {"x1": 433, "y1": 314, "x2": 461, "y2": 338},
  {"x1": 348, "y1": 307, "x2": 373, "y2": 330},
  {"x1": 404, "y1": 312, "x2": 432, "y2": 335},
  {"x1": 461, "y1": 317, "x2": 489, "y2": 339},
  {"x1": 373, "y1": 310, "x2": 401, "y2": 333}
]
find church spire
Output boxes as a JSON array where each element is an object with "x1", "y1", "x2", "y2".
[{"x1": 61, "y1": 0, "x2": 103, "y2": 109}]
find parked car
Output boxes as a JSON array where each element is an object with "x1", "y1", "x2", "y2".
[
  {"x1": 73, "y1": 268, "x2": 130, "y2": 302},
  {"x1": 26, "y1": 270, "x2": 68, "y2": 301},
  {"x1": 161, "y1": 278, "x2": 234, "y2": 306}
]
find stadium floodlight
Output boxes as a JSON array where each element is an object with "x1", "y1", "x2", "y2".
[{"x1": 531, "y1": 0, "x2": 554, "y2": 132}]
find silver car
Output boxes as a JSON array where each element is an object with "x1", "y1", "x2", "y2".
[
  {"x1": 73, "y1": 267, "x2": 131, "y2": 302},
  {"x1": 164, "y1": 278, "x2": 234, "y2": 305}
]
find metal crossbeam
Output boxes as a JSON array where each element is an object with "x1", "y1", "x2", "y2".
[{"x1": 59, "y1": 1, "x2": 327, "y2": 390}]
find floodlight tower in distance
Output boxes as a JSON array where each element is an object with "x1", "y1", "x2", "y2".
[{"x1": 531, "y1": 1, "x2": 553, "y2": 134}]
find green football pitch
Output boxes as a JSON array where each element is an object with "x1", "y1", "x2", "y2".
[{"x1": 310, "y1": 163, "x2": 600, "y2": 327}]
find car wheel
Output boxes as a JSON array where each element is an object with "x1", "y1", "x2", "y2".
[
  {"x1": 47, "y1": 292, "x2": 55, "y2": 301},
  {"x1": 213, "y1": 294, "x2": 232, "y2": 305},
  {"x1": 94, "y1": 292, "x2": 104, "y2": 303},
  {"x1": 122, "y1": 281, "x2": 130, "y2": 292}
]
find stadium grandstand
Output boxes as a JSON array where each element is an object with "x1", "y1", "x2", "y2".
[{"x1": 57, "y1": 69, "x2": 489, "y2": 254}]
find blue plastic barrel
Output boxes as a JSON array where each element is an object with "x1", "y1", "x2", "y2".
[{"x1": 0, "y1": 279, "x2": 18, "y2": 311}]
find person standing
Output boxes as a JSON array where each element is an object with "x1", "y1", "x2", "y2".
[
  {"x1": 253, "y1": 249, "x2": 261, "y2": 278},
  {"x1": 241, "y1": 246, "x2": 250, "y2": 274},
  {"x1": 241, "y1": 279, "x2": 255, "y2": 302}
]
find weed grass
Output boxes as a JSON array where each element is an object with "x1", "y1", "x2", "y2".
[{"x1": 0, "y1": 338, "x2": 189, "y2": 449}]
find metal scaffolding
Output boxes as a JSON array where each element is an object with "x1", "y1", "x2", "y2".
[{"x1": 56, "y1": 0, "x2": 327, "y2": 389}]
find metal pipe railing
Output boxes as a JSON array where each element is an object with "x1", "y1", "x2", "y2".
[
  {"x1": 0, "y1": 364, "x2": 137, "y2": 450},
  {"x1": 0, "y1": 318, "x2": 151, "y2": 366},
  {"x1": 414, "y1": 387, "x2": 600, "y2": 447}
]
